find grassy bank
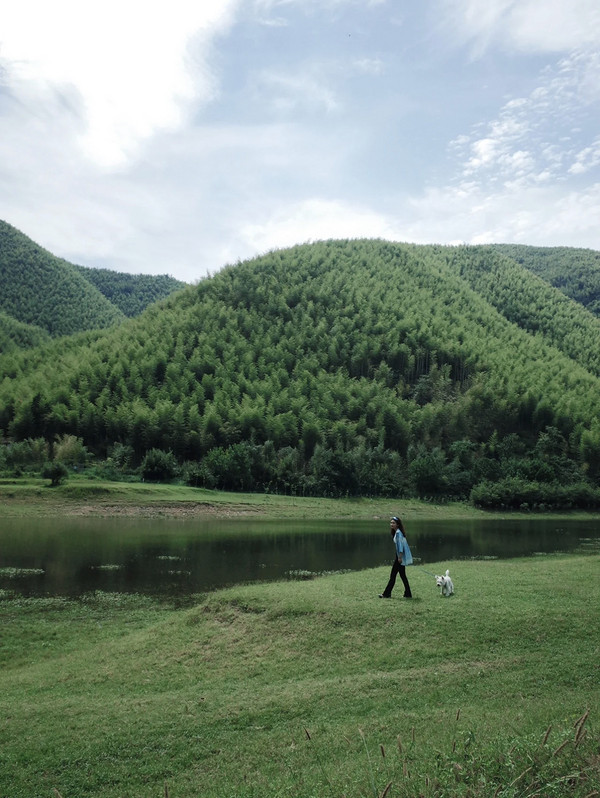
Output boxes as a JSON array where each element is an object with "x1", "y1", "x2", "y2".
[
  {"x1": 0, "y1": 475, "x2": 490, "y2": 520},
  {"x1": 3, "y1": 475, "x2": 600, "y2": 521},
  {"x1": 1, "y1": 555, "x2": 599, "y2": 797}
]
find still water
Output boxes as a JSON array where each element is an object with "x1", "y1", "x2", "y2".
[{"x1": 0, "y1": 516, "x2": 599, "y2": 599}]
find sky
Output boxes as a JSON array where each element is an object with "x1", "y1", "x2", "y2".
[{"x1": 1, "y1": 0, "x2": 600, "y2": 283}]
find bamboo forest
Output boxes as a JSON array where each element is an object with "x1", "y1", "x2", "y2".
[{"x1": 3, "y1": 220, "x2": 600, "y2": 509}]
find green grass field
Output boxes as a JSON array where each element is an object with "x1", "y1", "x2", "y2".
[
  {"x1": 1, "y1": 554, "x2": 599, "y2": 797},
  {"x1": 3, "y1": 475, "x2": 599, "y2": 522}
]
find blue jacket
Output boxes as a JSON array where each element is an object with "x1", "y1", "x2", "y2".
[{"x1": 394, "y1": 531, "x2": 413, "y2": 565}]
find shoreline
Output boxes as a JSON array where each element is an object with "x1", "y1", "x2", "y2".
[{"x1": 2, "y1": 476, "x2": 600, "y2": 521}]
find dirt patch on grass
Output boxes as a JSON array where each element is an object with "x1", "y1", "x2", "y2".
[{"x1": 57, "y1": 501, "x2": 262, "y2": 518}]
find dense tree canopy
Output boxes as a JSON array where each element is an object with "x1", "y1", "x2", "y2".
[
  {"x1": 0, "y1": 220, "x2": 187, "y2": 338},
  {"x1": 0, "y1": 221, "x2": 124, "y2": 336},
  {"x1": 492, "y1": 244, "x2": 600, "y2": 318},
  {"x1": 74, "y1": 265, "x2": 186, "y2": 318},
  {"x1": 2, "y1": 238, "x2": 600, "y2": 505},
  {"x1": 0, "y1": 311, "x2": 50, "y2": 353}
]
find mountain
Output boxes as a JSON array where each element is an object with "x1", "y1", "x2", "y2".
[
  {"x1": 0, "y1": 220, "x2": 125, "y2": 336},
  {"x1": 0, "y1": 221, "x2": 187, "y2": 341},
  {"x1": 2, "y1": 239, "x2": 600, "y2": 503},
  {"x1": 73, "y1": 265, "x2": 186, "y2": 318},
  {"x1": 446, "y1": 245, "x2": 600, "y2": 378},
  {"x1": 491, "y1": 243, "x2": 600, "y2": 318}
]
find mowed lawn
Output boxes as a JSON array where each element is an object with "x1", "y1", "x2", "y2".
[{"x1": 1, "y1": 554, "x2": 599, "y2": 797}]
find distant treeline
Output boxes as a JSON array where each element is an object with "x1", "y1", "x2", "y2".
[
  {"x1": 3, "y1": 238, "x2": 600, "y2": 508},
  {"x1": 4, "y1": 429, "x2": 600, "y2": 511}
]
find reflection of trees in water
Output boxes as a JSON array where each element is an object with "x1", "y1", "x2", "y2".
[{"x1": 0, "y1": 518, "x2": 597, "y2": 599}]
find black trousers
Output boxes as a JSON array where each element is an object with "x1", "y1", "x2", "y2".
[{"x1": 382, "y1": 558, "x2": 412, "y2": 598}]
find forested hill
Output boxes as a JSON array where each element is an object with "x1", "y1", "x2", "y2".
[
  {"x1": 491, "y1": 243, "x2": 600, "y2": 318},
  {"x1": 445, "y1": 246, "x2": 600, "y2": 378},
  {"x1": 73, "y1": 265, "x2": 186, "y2": 318},
  {"x1": 0, "y1": 221, "x2": 187, "y2": 340},
  {"x1": 0, "y1": 221, "x2": 125, "y2": 336},
  {"x1": 3, "y1": 239, "x2": 600, "y2": 504},
  {"x1": 0, "y1": 311, "x2": 50, "y2": 354}
]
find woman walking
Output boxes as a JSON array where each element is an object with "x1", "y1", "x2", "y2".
[{"x1": 379, "y1": 516, "x2": 413, "y2": 598}]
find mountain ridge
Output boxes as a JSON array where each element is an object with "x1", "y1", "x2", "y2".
[
  {"x1": 3, "y1": 236, "x2": 600, "y2": 501},
  {"x1": 0, "y1": 220, "x2": 187, "y2": 342}
]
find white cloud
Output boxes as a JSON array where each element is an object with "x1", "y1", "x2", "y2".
[
  {"x1": 240, "y1": 198, "x2": 403, "y2": 254},
  {"x1": 252, "y1": 70, "x2": 341, "y2": 115},
  {"x1": 453, "y1": 49, "x2": 600, "y2": 190},
  {"x1": 465, "y1": 138, "x2": 498, "y2": 171},
  {"x1": 353, "y1": 57, "x2": 385, "y2": 75},
  {"x1": 569, "y1": 138, "x2": 600, "y2": 175},
  {"x1": 404, "y1": 180, "x2": 600, "y2": 249},
  {"x1": 508, "y1": 0, "x2": 600, "y2": 52},
  {"x1": 253, "y1": 0, "x2": 386, "y2": 10},
  {"x1": 440, "y1": 0, "x2": 600, "y2": 54},
  {"x1": 0, "y1": 0, "x2": 239, "y2": 167}
]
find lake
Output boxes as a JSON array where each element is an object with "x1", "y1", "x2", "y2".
[{"x1": 1, "y1": 516, "x2": 599, "y2": 600}]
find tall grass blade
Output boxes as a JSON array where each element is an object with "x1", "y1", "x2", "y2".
[
  {"x1": 304, "y1": 727, "x2": 335, "y2": 797},
  {"x1": 541, "y1": 724, "x2": 553, "y2": 746},
  {"x1": 380, "y1": 781, "x2": 392, "y2": 798},
  {"x1": 575, "y1": 709, "x2": 590, "y2": 733},
  {"x1": 359, "y1": 728, "x2": 378, "y2": 798},
  {"x1": 552, "y1": 739, "x2": 570, "y2": 757}
]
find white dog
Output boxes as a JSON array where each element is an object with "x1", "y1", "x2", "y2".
[{"x1": 435, "y1": 569, "x2": 454, "y2": 597}]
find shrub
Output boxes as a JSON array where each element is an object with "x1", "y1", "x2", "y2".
[
  {"x1": 41, "y1": 461, "x2": 69, "y2": 487},
  {"x1": 470, "y1": 477, "x2": 600, "y2": 510},
  {"x1": 54, "y1": 434, "x2": 89, "y2": 467},
  {"x1": 3, "y1": 438, "x2": 48, "y2": 472},
  {"x1": 140, "y1": 449, "x2": 178, "y2": 482},
  {"x1": 182, "y1": 460, "x2": 215, "y2": 488},
  {"x1": 407, "y1": 444, "x2": 447, "y2": 497},
  {"x1": 108, "y1": 442, "x2": 135, "y2": 469}
]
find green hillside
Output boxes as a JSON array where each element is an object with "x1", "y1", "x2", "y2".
[
  {"x1": 74, "y1": 264, "x2": 186, "y2": 317},
  {"x1": 447, "y1": 245, "x2": 600, "y2": 377},
  {"x1": 0, "y1": 221, "x2": 187, "y2": 339},
  {"x1": 492, "y1": 243, "x2": 600, "y2": 317},
  {"x1": 0, "y1": 220, "x2": 125, "y2": 336},
  {"x1": 2, "y1": 239, "x2": 600, "y2": 504},
  {"x1": 0, "y1": 310, "x2": 50, "y2": 354}
]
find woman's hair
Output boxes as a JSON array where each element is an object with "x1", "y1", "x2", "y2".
[{"x1": 391, "y1": 516, "x2": 405, "y2": 534}]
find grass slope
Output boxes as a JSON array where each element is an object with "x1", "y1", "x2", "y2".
[
  {"x1": 0, "y1": 475, "x2": 497, "y2": 519},
  {"x1": 4, "y1": 476, "x2": 600, "y2": 521},
  {"x1": 1, "y1": 555, "x2": 599, "y2": 797}
]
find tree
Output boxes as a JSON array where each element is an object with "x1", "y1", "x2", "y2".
[
  {"x1": 140, "y1": 449, "x2": 178, "y2": 482},
  {"x1": 54, "y1": 434, "x2": 89, "y2": 467},
  {"x1": 41, "y1": 461, "x2": 69, "y2": 487},
  {"x1": 407, "y1": 444, "x2": 447, "y2": 497}
]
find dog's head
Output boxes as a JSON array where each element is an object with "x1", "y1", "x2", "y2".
[{"x1": 435, "y1": 570, "x2": 452, "y2": 587}]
